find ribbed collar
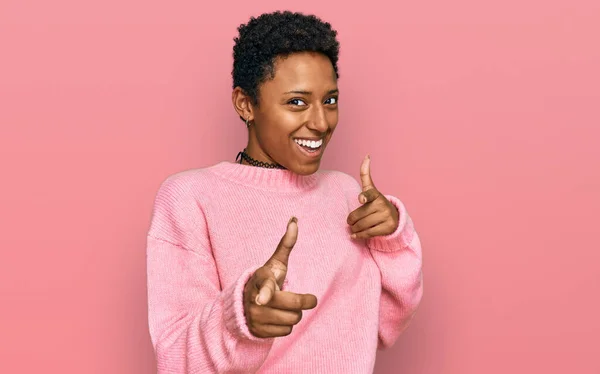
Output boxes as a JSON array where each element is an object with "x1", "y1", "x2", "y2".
[{"x1": 208, "y1": 161, "x2": 320, "y2": 193}]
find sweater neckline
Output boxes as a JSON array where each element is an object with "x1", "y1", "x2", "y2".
[{"x1": 208, "y1": 161, "x2": 319, "y2": 192}]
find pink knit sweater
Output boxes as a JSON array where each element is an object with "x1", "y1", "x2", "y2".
[{"x1": 146, "y1": 161, "x2": 423, "y2": 373}]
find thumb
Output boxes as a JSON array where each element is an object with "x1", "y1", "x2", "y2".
[
  {"x1": 255, "y1": 277, "x2": 278, "y2": 305},
  {"x1": 268, "y1": 217, "x2": 298, "y2": 271}
]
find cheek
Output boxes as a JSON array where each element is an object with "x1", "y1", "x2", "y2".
[
  {"x1": 256, "y1": 110, "x2": 297, "y2": 147},
  {"x1": 256, "y1": 107, "x2": 288, "y2": 133},
  {"x1": 327, "y1": 111, "x2": 339, "y2": 130}
]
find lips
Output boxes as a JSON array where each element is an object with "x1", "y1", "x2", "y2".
[
  {"x1": 293, "y1": 138, "x2": 323, "y2": 149},
  {"x1": 293, "y1": 137, "x2": 324, "y2": 158}
]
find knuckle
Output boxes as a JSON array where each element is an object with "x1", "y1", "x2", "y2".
[
  {"x1": 269, "y1": 276, "x2": 279, "y2": 287},
  {"x1": 283, "y1": 326, "x2": 293, "y2": 336},
  {"x1": 245, "y1": 287, "x2": 256, "y2": 300},
  {"x1": 253, "y1": 269, "x2": 263, "y2": 279},
  {"x1": 243, "y1": 283, "x2": 254, "y2": 298},
  {"x1": 249, "y1": 325, "x2": 258, "y2": 336},
  {"x1": 248, "y1": 305, "x2": 260, "y2": 320},
  {"x1": 259, "y1": 266, "x2": 272, "y2": 277},
  {"x1": 291, "y1": 296, "x2": 302, "y2": 309},
  {"x1": 387, "y1": 219, "x2": 395, "y2": 230},
  {"x1": 243, "y1": 279, "x2": 251, "y2": 292}
]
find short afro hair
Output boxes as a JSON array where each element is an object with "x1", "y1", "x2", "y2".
[{"x1": 232, "y1": 11, "x2": 340, "y2": 106}]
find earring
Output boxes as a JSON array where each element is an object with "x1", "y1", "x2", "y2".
[{"x1": 245, "y1": 118, "x2": 250, "y2": 128}]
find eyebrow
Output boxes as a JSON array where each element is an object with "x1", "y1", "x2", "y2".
[{"x1": 283, "y1": 89, "x2": 339, "y2": 95}]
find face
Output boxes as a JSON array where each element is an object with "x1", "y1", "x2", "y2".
[{"x1": 233, "y1": 51, "x2": 339, "y2": 175}]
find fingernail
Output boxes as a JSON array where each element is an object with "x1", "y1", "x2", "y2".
[
  {"x1": 359, "y1": 195, "x2": 366, "y2": 204},
  {"x1": 350, "y1": 234, "x2": 357, "y2": 239},
  {"x1": 255, "y1": 294, "x2": 262, "y2": 305},
  {"x1": 289, "y1": 216, "x2": 297, "y2": 224}
]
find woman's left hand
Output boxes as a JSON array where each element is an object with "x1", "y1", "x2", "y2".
[{"x1": 347, "y1": 155, "x2": 400, "y2": 240}]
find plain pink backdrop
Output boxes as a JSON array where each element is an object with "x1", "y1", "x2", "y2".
[{"x1": 1, "y1": 0, "x2": 599, "y2": 373}]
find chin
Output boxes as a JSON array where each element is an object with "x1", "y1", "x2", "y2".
[{"x1": 289, "y1": 160, "x2": 321, "y2": 175}]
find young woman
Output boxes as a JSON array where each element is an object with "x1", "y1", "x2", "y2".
[{"x1": 146, "y1": 11, "x2": 423, "y2": 373}]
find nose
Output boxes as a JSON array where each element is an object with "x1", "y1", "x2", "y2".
[{"x1": 306, "y1": 104, "x2": 329, "y2": 133}]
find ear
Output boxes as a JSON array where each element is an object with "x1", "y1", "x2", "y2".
[{"x1": 232, "y1": 87, "x2": 255, "y2": 122}]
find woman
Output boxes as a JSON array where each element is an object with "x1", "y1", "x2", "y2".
[{"x1": 146, "y1": 11, "x2": 423, "y2": 373}]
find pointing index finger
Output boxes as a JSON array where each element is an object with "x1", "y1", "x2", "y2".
[
  {"x1": 269, "y1": 217, "x2": 298, "y2": 267},
  {"x1": 269, "y1": 290, "x2": 318, "y2": 311}
]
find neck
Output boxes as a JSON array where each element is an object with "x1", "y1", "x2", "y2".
[
  {"x1": 236, "y1": 148, "x2": 285, "y2": 169},
  {"x1": 243, "y1": 135, "x2": 285, "y2": 167},
  {"x1": 209, "y1": 161, "x2": 319, "y2": 193}
]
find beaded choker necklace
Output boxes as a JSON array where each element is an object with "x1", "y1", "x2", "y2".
[{"x1": 235, "y1": 149, "x2": 285, "y2": 169}]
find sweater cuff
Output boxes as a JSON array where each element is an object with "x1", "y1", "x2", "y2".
[
  {"x1": 366, "y1": 195, "x2": 415, "y2": 253},
  {"x1": 222, "y1": 266, "x2": 275, "y2": 343}
]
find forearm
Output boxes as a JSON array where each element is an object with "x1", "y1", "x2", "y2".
[
  {"x1": 148, "y1": 237, "x2": 274, "y2": 373},
  {"x1": 366, "y1": 196, "x2": 424, "y2": 349}
]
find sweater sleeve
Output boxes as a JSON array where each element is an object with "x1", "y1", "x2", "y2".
[
  {"x1": 146, "y1": 174, "x2": 273, "y2": 373},
  {"x1": 340, "y1": 173, "x2": 423, "y2": 350},
  {"x1": 365, "y1": 194, "x2": 424, "y2": 350}
]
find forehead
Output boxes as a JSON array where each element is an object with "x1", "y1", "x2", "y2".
[{"x1": 265, "y1": 52, "x2": 337, "y2": 90}]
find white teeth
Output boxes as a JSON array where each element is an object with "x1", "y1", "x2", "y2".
[{"x1": 295, "y1": 139, "x2": 323, "y2": 148}]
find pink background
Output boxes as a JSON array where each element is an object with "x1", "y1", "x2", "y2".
[{"x1": 1, "y1": 0, "x2": 599, "y2": 373}]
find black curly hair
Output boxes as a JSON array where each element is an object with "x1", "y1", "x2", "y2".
[{"x1": 232, "y1": 11, "x2": 340, "y2": 107}]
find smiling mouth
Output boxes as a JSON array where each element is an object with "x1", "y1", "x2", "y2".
[{"x1": 293, "y1": 138, "x2": 323, "y2": 152}]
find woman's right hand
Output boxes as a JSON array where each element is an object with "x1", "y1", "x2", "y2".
[{"x1": 243, "y1": 217, "x2": 318, "y2": 338}]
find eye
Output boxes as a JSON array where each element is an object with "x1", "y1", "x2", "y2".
[
  {"x1": 288, "y1": 98, "x2": 307, "y2": 106},
  {"x1": 325, "y1": 97, "x2": 338, "y2": 105}
]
